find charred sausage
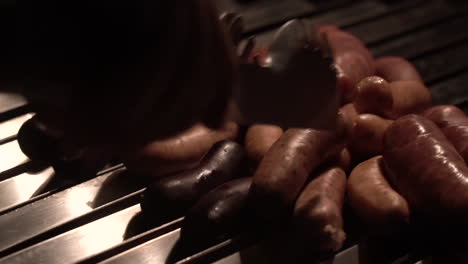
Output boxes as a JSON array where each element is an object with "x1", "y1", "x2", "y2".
[{"x1": 140, "y1": 140, "x2": 246, "y2": 222}]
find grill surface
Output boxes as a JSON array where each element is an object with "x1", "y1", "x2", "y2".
[{"x1": 2, "y1": 1, "x2": 468, "y2": 263}]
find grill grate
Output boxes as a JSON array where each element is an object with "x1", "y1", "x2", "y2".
[{"x1": 2, "y1": 1, "x2": 468, "y2": 263}]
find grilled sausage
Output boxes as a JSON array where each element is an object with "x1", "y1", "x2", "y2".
[
  {"x1": 354, "y1": 77, "x2": 431, "y2": 119},
  {"x1": 123, "y1": 121, "x2": 239, "y2": 178},
  {"x1": 375, "y1": 56, "x2": 423, "y2": 82},
  {"x1": 383, "y1": 115, "x2": 468, "y2": 225},
  {"x1": 140, "y1": 141, "x2": 246, "y2": 222},
  {"x1": 248, "y1": 121, "x2": 346, "y2": 224},
  {"x1": 319, "y1": 28, "x2": 375, "y2": 104},
  {"x1": 180, "y1": 177, "x2": 252, "y2": 253},
  {"x1": 350, "y1": 114, "x2": 393, "y2": 156},
  {"x1": 245, "y1": 124, "x2": 284, "y2": 162},
  {"x1": 423, "y1": 105, "x2": 468, "y2": 163},
  {"x1": 294, "y1": 167, "x2": 347, "y2": 252},
  {"x1": 347, "y1": 156, "x2": 410, "y2": 229}
]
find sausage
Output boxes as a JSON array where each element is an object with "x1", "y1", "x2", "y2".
[
  {"x1": 423, "y1": 105, "x2": 468, "y2": 127},
  {"x1": 122, "y1": 121, "x2": 239, "y2": 178},
  {"x1": 339, "y1": 103, "x2": 359, "y2": 138},
  {"x1": 383, "y1": 114, "x2": 468, "y2": 225},
  {"x1": 245, "y1": 124, "x2": 284, "y2": 162},
  {"x1": 18, "y1": 117, "x2": 64, "y2": 163},
  {"x1": 180, "y1": 177, "x2": 252, "y2": 253},
  {"x1": 350, "y1": 114, "x2": 393, "y2": 156},
  {"x1": 293, "y1": 167, "x2": 347, "y2": 252},
  {"x1": 318, "y1": 28, "x2": 375, "y2": 104},
  {"x1": 17, "y1": 117, "x2": 107, "y2": 177},
  {"x1": 347, "y1": 156, "x2": 410, "y2": 229},
  {"x1": 354, "y1": 77, "x2": 431, "y2": 119},
  {"x1": 375, "y1": 56, "x2": 423, "y2": 82},
  {"x1": 423, "y1": 105, "x2": 468, "y2": 163},
  {"x1": 248, "y1": 122, "x2": 346, "y2": 224},
  {"x1": 140, "y1": 140, "x2": 246, "y2": 223},
  {"x1": 335, "y1": 148, "x2": 352, "y2": 173}
]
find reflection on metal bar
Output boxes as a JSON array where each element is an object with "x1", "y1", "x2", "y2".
[
  {"x1": 0, "y1": 205, "x2": 141, "y2": 264},
  {"x1": 0, "y1": 166, "x2": 143, "y2": 254},
  {"x1": 0, "y1": 113, "x2": 33, "y2": 142},
  {"x1": 0, "y1": 167, "x2": 54, "y2": 213}
]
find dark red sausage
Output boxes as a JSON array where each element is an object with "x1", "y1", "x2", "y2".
[{"x1": 383, "y1": 114, "x2": 468, "y2": 225}]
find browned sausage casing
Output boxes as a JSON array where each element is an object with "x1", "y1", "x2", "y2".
[
  {"x1": 350, "y1": 114, "x2": 393, "y2": 156},
  {"x1": 294, "y1": 167, "x2": 347, "y2": 252},
  {"x1": 317, "y1": 27, "x2": 375, "y2": 104},
  {"x1": 383, "y1": 115, "x2": 468, "y2": 224},
  {"x1": 248, "y1": 124, "x2": 346, "y2": 222},
  {"x1": 123, "y1": 121, "x2": 239, "y2": 178},
  {"x1": 375, "y1": 56, "x2": 423, "y2": 82},
  {"x1": 347, "y1": 156, "x2": 409, "y2": 228},
  {"x1": 339, "y1": 103, "x2": 358, "y2": 137},
  {"x1": 245, "y1": 124, "x2": 284, "y2": 162},
  {"x1": 355, "y1": 77, "x2": 431, "y2": 119},
  {"x1": 423, "y1": 105, "x2": 468, "y2": 163}
]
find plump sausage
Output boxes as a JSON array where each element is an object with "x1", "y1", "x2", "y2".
[
  {"x1": 318, "y1": 28, "x2": 375, "y2": 104},
  {"x1": 350, "y1": 114, "x2": 393, "y2": 156},
  {"x1": 140, "y1": 140, "x2": 246, "y2": 223},
  {"x1": 248, "y1": 121, "x2": 346, "y2": 224},
  {"x1": 180, "y1": 177, "x2": 252, "y2": 254},
  {"x1": 339, "y1": 103, "x2": 359, "y2": 137},
  {"x1": 244, "y1": 124, "x2": 284, "y2": 162},
  {"x1": 293, "y1": 167, "x2": 347, "y2": 252},
  {"x1": 383, "y1": 115, "x2": 468, "y2": 225},
  {"x1": 423, "y1": 105, "x2": 468, "y2": 163},
  {"x1": 354, "y1": 77, "x2": 431, "y2": 119},
  {"x1": 123, "y1": 121, "x2": 239, "y2": 178},
  {"x1": 375, "y1": 56, "x2": 423, "y2": 82},
  {"x1": 347, "y1": 156, "x2": 410, "y2": 229}
]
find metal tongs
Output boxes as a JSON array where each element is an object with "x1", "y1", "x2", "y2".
[{"x1": 223, "y1": 17, "x2": 339, "y2": 129}]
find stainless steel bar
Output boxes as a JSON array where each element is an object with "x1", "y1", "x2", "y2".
[
  {"x1": 0, "y1": 140, "x2": 29, "y2": 173},
  {"x1": 0, "y1": 167, "x2": 54, "y2": 213},
  {"x1": 0, "y1": 113, "x2": 33, "y2": 143},
  {"x1": 0, "y1": 205, "x2": 141, "y2": 264},
  {"x1": 0, "y1": 165, "x2": 142, "y2": 255}
]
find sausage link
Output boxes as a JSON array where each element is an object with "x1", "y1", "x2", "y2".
[
  {"x1": 294, "y1": 167, "x2": 347, "y2": 252},
  {"x1": 383, "y1": 114, "x2": 468, "y2": 224},
  {"x1": 347, "y1": 156, "x2": 409, "y2": 228}
]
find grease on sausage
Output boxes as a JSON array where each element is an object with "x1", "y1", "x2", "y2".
[{"x1": 383, "y1": 115, "x2": 468, "y2": 224}]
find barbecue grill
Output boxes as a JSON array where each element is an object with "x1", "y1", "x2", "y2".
[{"x1": 1, "y1": 0, "x2": 468, "y2": 263}]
